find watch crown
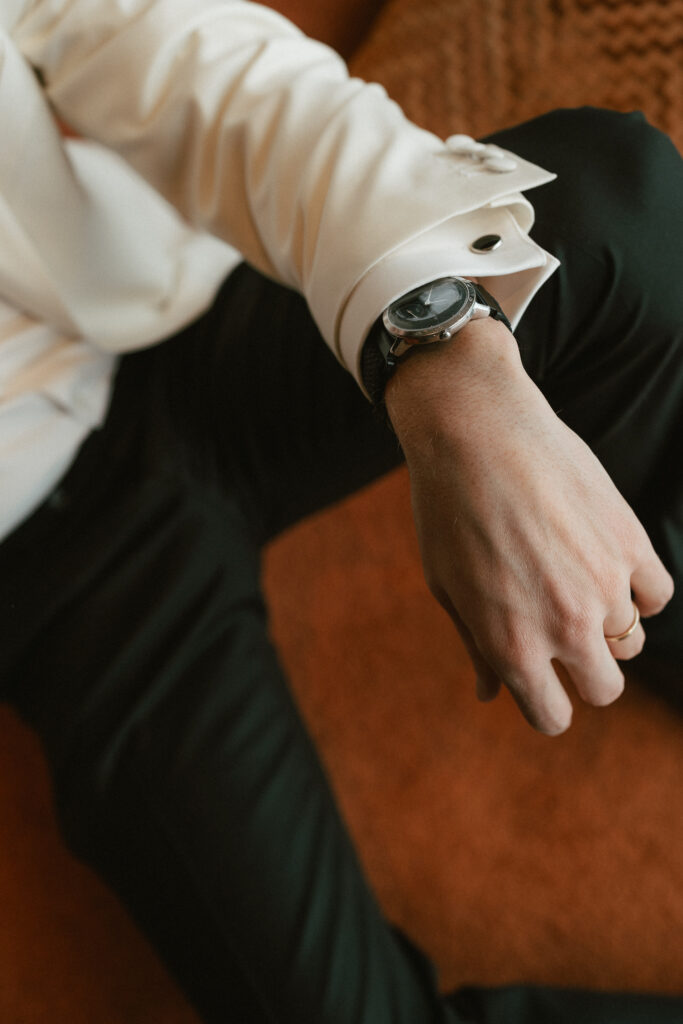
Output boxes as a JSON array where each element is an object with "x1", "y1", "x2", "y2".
[{"x1": 439, "y1": 328, "x2": 452, "y2": 341}]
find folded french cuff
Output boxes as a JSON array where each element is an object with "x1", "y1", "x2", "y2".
[{"x1": 337, "y1": 196, "x2": 560, "y2": 395}]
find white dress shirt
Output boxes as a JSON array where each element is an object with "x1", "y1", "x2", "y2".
[{"x1": 0, "y1": 0, "x2": 559, "y2": 544}]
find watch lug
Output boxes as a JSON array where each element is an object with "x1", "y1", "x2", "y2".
[
  {"x1": 389, "y1": 338, "x2": 411, "y2": 360},
  {"x1": 470, "y1": 301, "x2": 491, "y2": 320}
]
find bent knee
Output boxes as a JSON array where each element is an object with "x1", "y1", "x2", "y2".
[
  {"x1": 498, "y1": 108, "x2": 683, "y2": 311},
  {"x1": 495, "y1": 107, "x2": 681, "y2": 233}
]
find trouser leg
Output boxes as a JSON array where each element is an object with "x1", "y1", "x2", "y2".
[
  {"x1": 0, "y1": 107, "x2": 681, "y2": 1024},
  {"x1": 153, "y1": 260, "x2": 404, "y2": 545},
  {"x1": 0, "y1": 331, "x2": 453, "y2": 1024},
  {"x1": 3, "y1": 414, "x2": 677, "y2": 1024}
]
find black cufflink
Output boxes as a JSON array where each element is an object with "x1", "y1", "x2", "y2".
[{"x1": 469, "y1": 234, "x2": 503, "y2": 254}]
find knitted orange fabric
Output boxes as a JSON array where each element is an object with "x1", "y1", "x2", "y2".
[
  {"x1": 0, "y1": 3, "x2": 681, "y2": 1022},
  {"x1": 352, "y1": 0, "x2": 683, "y2": 150}
]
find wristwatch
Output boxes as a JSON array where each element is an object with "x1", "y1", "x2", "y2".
[{"x1": 361, "y1": 276, "x2": 511, "y2": 406}]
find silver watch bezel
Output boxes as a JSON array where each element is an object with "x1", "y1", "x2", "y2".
[{"x1": 382, "y1": 277, "x2": 490, "y2": 359}]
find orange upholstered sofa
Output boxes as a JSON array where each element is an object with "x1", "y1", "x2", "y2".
[{"x1": 1, "y1": 2, "x2": 681, "y2": 1021}]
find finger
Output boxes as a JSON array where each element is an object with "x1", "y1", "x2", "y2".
[
  {"x1": 603, "y1": 600, "x2": 646, "y2": 662},
  {"x1": 631, "y1": 556, "x2": 675, "y2": 618},
  {"x1": 605, "y1": 621, "x2": 646, "y2": 662},
  {"x1": 476, "y1": 672, "x2": 502, "y2": 703},
  {"x1": 562, "y1": 633, "x2": 627, "y2": 707},
  {"x1": 439, "y1": 594, "x2": 503, "y2": 702},
  {"x1": 454, "y1": 615, "x2": 502, "y2": 701},
  {"x1": 606, "y1": 622, "x2": 646, "y2": 661},
  {"x1": 496, "y1": 662, "x2": 574, "y2": 736},
  {"x1": 456, "y1": 621, "x2": 502, "y2": 701},
  {"x1": 448, "y1": 603, "x2": 574, "y2": 732}
]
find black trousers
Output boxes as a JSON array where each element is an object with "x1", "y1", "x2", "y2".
[{"x1": 0, "y1": 109, "x2": 681, "y2": 1023}]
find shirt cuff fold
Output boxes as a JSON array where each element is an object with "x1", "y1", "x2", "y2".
[{"x1": 337, "y1": 195, "x2": 559, "y2": 394}]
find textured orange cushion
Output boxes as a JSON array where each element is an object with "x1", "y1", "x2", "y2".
[
  {"x1": 351, "y1": 0, "x2": 683, "y2": 150},
  {"x1": 267, "y1": 472, "x2": 683, "y2": 996},
  {"x1": 1, "y1": 3, "x2": 681, "y2": 1022}
]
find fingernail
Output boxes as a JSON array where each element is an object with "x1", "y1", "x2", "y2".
[{"x1": 476, "y1": 676, "x2": 497, "y2": 702}]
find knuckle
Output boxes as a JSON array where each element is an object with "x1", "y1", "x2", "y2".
[
  {"x1": 599, "y1": 568, "x2": 626, "y2": 604},
  {"x1": 554, "y1": 601, "x2": 594, "y2": 649},
  {"x1": 488, "y1": 632, "x2": 537, "y2": 681}
]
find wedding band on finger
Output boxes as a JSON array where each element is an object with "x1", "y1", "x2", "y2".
[{"x1": 604, "y1": 601, "x2": 640, "y2": 643}]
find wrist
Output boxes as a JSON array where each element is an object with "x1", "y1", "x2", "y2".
[{"x1": 384, "y1": 317, "x2": 526, "y2": 447}]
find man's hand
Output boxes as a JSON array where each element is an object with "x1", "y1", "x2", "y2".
[{"x1": 385, "y1": 317, "x2": 674, "y2": 735}]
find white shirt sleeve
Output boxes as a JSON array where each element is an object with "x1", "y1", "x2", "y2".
[{"x1": 14, "y1": 0, "x2": 558, "y2": 386}]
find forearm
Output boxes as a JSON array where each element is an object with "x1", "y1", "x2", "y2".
[{"x1": 15, "y1": 0, "x2": 555, "y2": 368}]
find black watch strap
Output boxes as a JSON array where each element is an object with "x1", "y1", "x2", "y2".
[
  {"x1": 360, "y1": 282, "x2": 511, "y2": 407},
  {"x1": 361, "y1": 317, "x2": 396, "y2": 408},
  {"x1": 475, "y1": 283, "x2": 512, "y2": 331}
]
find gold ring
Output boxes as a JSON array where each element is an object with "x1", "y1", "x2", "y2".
[{"x1": 604, "y1": 601, "x2": 640, "y2": 642}]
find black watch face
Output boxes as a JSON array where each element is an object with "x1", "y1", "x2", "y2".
[{"x1": 387, "y1": 278, "x2": 469, "y2": 333}]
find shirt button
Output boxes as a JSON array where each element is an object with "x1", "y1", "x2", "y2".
[
  {"x1": 470, "y1": 234, "x2": 503, "y2": 254},
  {"x1": 483, "y1": 153, "x2": 518, "y2": 172},
  {"x1": 445, "y1": 134, "x2": 486, "y2": 154}
]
